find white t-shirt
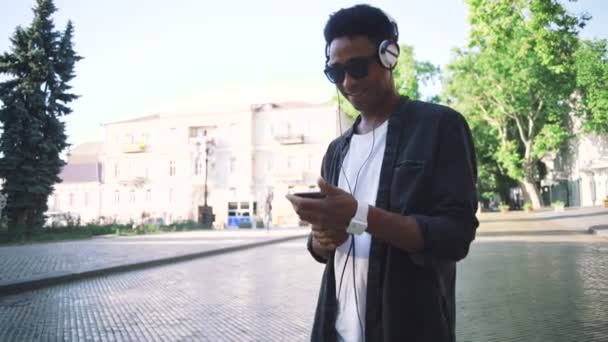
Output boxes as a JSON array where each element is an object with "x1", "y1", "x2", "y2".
[{"x1": 334, "y1": 120, "x2": 388, "y2": 342}]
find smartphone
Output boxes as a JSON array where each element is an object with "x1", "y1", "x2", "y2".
[{"x1": 293, "y1": 191, "x2": 327, "y2": 199}]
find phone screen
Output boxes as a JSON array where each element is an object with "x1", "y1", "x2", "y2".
[{"x1": 293, "y1": 192, "x2": 326, "y2": 199}]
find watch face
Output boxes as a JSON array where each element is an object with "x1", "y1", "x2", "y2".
[{"x1": 347, "y1": 222, "x2": 366, "y2": 235}]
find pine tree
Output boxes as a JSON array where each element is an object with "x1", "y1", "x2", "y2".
[{"x1": 0, "y1": 0, "x2": 82, "y2": 239}]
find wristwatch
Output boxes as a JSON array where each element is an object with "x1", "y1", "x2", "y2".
[{"x1": 347, "y1": 200, "x2": 369, "y2": 235}]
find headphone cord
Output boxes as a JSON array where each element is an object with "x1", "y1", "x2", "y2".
[
  {"x1": 337, "y1": 89, "x2": 377, "y2": 196},
  {"x1": 335, "y1": 90, "x2": 376, "y2": 339},
  {"x1": 336, "y1": 236, "x2": 353, "y2": 300},
  {"x1": 353, "y1": 237, "x2": 365, "y2": 337}
]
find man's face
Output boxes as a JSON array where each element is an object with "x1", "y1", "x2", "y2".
[{"x1": 325, "y1": 35, "x2": 392, "y2": 113}]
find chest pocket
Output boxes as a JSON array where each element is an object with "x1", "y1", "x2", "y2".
[{"x1": 389, "y1": 160, "x2": 427, "y2": 213}]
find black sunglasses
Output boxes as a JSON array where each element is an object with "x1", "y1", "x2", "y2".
[{"x1": 324, "y1": 55, "x2": 378, "y2": 84}]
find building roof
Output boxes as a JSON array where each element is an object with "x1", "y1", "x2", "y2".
[
  {"x1": 250, "y1": 101, "x2": 333, "y2": 112},
  {"x1": 99, "y1": 101, "x2": 335, "y2": 125},
  {"x1": 101, "y1": 114, "x2": 160, "y2": 126},
  {"x1": 58, "y1": 163, "x2": 101, "y2": 183},
  {"x1": 68, "y1": 141, "x2": 104, "y2": 164}
]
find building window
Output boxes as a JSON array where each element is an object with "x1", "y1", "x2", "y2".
[
  {"x1": 286, "y1": 121, "x2": 293, "y2": 135},
  {"x1": 146, "y1": 189, "x2": 152, "y2": 202},
  {"x1": 230, "y1": 187, "x2": 237, "y2": 197},
  {"x1": 114, "y1": 191, "x2": 120, "y2": 203},
  {"x1": 189, "y1": 127, "x2": 208, "y2": 138},
  {"x1": 230, "y1": 157, "x2": 236, "y2": 173},
  {"x1": 114, "y1": 162, "x2": 120, "y2": 179},
  {"x1": 287, "y1": 156, "x2": 294, "y2": 169},
  {"x1": 124, "y1": 132, "x2": 136, "y2": 144},
  {"x1": 69, "y1": 193, "x2": 74, "y2": 206},
  {"x1": 129, "y1": 190, "x2": 135, "y2": 203},
  {"x1": 84, "y1": 192, "x2": 89, "y2": 206},
  {"x1": 169, "y1": 160, "x2": 176, "y2": 176}
]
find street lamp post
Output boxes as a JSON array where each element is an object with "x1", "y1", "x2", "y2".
[
  {"x1": 199, "y1": 138, "x2": 215, "y2": 228},
  {"x1": 204, "y1": 139, "x2": 212, "y2": 206}
]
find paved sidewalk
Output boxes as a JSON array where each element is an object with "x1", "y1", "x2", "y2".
[
  {"x1": 1, "y1": 238, "x2": 606, "y2": 341},
  {"x1": 1, "y1": 207, "x2": 605, "y2": 297},
  {"x1": 0, "y1": 228, "x2": 309, "y2": 296},
  {"x1": 477, "y1": 206, "x2": 608, "y2": 236}
]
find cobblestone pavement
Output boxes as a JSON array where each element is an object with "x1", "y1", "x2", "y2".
[
  {"x1": 0, "y1": 229, "x2": 308, "y2": 288},
  {"x1": 2, "y1": 207, "x2": 605, "y2": 291},
  {"x1": 0, "y1": 237, "x2": 606, "y2": 341}
]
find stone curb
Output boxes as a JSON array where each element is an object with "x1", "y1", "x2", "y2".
[
  {"x1": 588, "y1": 225, "x2": 608, "y2": 235},
  {"x1": 0, "y1": 233, "x2": 308, "y2": 297},
  {"x1": 476, "y1": 229, "x2": 593, "y2": 237}
]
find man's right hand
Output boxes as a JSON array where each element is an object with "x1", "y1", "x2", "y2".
[{"x1": 311, "y1": 224, "x2": 349, "y2": 255}]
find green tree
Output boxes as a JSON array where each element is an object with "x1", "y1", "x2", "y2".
[
  {"x1": 465, "y1": 110, "x2": 519, "y2": 205},
  {"x1": 574, "y1": 39, "x2": 608, "y2": 134},
  {"x1": 336, "y1": 44, "x2": 440, "y2": 119},
  {"x1": 443, "y1": 0, "x2": 587, "y2": 209},
  {"x1": 0, "y1": 0, "x2": 82, "y2": 239}
]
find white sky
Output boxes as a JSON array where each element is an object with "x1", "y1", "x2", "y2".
[{"x1": 1, "y1": 0, "x2": 607, "y2": 147}]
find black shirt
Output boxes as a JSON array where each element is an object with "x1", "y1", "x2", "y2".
[{"x1": 307, "y1": 97, "x2": 479, "y2": 342}]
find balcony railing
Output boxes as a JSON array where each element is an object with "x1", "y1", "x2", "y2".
[
  {"x1": 274, "y1": 133, "x2": 304, "y2": 145},
  {"x1": 122, "y1": 142, "x2": 147, "y2": 153},
  {"x1": 117, "y1": 176, "x2": 147, "y2": 188}
]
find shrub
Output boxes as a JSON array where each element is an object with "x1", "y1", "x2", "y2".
[{"x1": 498, "y1": 203, "x2": 510, "y2": 212}]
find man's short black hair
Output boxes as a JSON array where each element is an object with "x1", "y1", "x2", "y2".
[{"x1": 323, "y1": 4, "x2": 397, "y2": 50}]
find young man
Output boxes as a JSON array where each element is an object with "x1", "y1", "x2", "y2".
[{"x1": 286, "y1": 4, "x2": 479, "y2": 342}]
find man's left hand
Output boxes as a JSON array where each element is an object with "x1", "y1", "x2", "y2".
[{"x1": 285, "y1": 177, "x2": 357, "y2": 228}]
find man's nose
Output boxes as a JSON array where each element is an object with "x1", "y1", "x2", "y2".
[{"x1": 341, "y1": 72, "x2": 358, "y2": 90}]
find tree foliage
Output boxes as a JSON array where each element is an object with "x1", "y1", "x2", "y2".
[
  {"x1": 443, "y1": 0, "x2": 588, "y2": 208},
  {"x1": 0, "y1": 0, "x2": 82, "y2": 238},
  {"x1": 574, "y1": 39, "x2": 608, "y2": 134},
  {"x1": 336, "y1": 44, "x2": 440, "y2": 119}
]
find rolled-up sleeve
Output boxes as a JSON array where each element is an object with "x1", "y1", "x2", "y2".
[
  {"x1": 306, "y1": 142, "x2": 336, "y2": 264},
  {"x1": 412, "y1": 110, "x2": 479, "y2": 261},
  {"x1": 307, "y1": 233, "x2": 328, "y2": 264}
]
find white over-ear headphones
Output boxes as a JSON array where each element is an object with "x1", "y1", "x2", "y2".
[
  {"x1": 377, "y1": 10, "x2": 400, "y2": 70},
  {"x1": 324, "y1": 9, "x2": 400, "y2": 70}
]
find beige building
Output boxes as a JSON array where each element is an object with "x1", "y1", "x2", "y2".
[
  {"x1": 542, "y1": 114, "x2": 608, "y2": 207},
  {"x1": 49, "y1": 101, "x2": 351, "y2": 227},
  {"x1": 47, "y1": 142, "x2": 104, "y2": 225}
]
